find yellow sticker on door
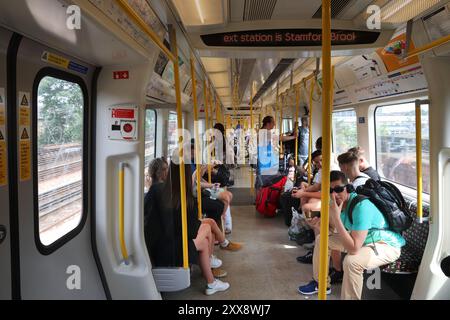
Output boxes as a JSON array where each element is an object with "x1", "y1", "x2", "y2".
[
  {"x1": 19, "y1": 92, "x2": 31, "y2": 181},
  {"x1": 19, "y1": 140, "x2": 31, "y2": 182}
]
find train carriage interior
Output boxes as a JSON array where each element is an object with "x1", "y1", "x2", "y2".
[{"x1": 0, "y1": 0, "x2": 450, "y2": 301}]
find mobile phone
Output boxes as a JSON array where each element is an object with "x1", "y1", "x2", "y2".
[{"x1": 311, "y1": 211, "x2": 321, "y2": 218}]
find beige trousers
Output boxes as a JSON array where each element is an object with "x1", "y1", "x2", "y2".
[{"x1": 312, "y1": 233, "x2": 401, "y2": 300}]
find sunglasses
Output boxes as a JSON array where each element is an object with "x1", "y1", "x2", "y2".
[{"x1": 329, "y1": 185, "x2": 347, "y2": 194}]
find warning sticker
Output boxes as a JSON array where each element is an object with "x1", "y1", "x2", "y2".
[
  {"x1": 18, "y1": 92, "x2": 31, "y2": 181},
  {"x1": 108, "y1": 106, "x2": 138, "y2": 141},
  {"x1": 19, "y1": 140, "x2": 31, "y2": 182},
  {"x1": 42, "y1": 51, "x2": 88, "y2": 75}
]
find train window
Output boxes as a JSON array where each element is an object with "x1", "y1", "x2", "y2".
[
  {"x1": 36, "y1": 75, "x2": 85, "y2": 247},
  {"x1": 332, "y1": 109, "x2": 358, "y2": 155},
  {"x1": 168, "y1": 112, "x2": 178, "y2": 158},
  {"x1": 167, "y1": 111, "x2": 185, "y2": 158},
  {"x1": 282, "y1": 118, "x2": 292, "y2": 133},
  {"x1": 375, "y1": 102, "x2": 430, "y2": 193},
  {"x1": 144, "y1": 109, "x2": 157, "y2": 193}
]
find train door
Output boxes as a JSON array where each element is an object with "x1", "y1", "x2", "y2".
[
  {"x1": 0, "y1": 28, "x2": 12, "y2": 300},
  {"x1": 11, "y1": 34, "x2": 106, "y2": 299}
]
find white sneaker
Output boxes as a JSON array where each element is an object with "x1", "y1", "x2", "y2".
[
  {"x1": 210, "y1": 255, "x2": 222, "y2": 269},
  {"x1": 205, "y1": 279, "x2": 230, "y2": 295}
]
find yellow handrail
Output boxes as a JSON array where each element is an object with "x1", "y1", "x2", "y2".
[
  {"x1": 191, "y1": 58, "x2": 203, "y2": 220},
  {"x1": 415, "y1": 100, "x2": 423, "y2": 223},
  {"x1": 119, "y1": 162, "x2": 129, "y2": 264},
  {"x1": 279, "y1": 94, "x2": 284, "y2": 157},
  {"x1": 318, "y1": 0, "x2": 332, "y2": 301},
  {"x1": 307, "y1": 79, "x2": 315, "y2": 185},
  {"x1": 204, "y1": 82, "x2": 212, "y2": 184},
  {"x1": 406, "y1": 34, "x2": 450, "y2": 59},
  {"x1": 294, "y1": 85, "x2": 300, "y2": 165},
  {"x1": 169, "y1": 25, "x2": 189, "y2": 270},
  {"x1": 250, "y1": 82, "x2": 255, "y2": 196},
  {"x1": 116, "y1": 0, "x2": 176, "y2": 62}
]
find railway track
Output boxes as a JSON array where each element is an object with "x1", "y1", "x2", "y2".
[{"x1": 38, "y1": 180, "x2": 82, "y2": 218}]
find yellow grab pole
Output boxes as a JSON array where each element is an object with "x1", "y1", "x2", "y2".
[
  {"x1": 318, "y1": 0, "x2": 332, "y2": 301},
  {"x1": 250, "y1": 82, "x2": 255, "y2": 195},
  {"x1": 294, "y1": 85, "x2": 300, "y2": 165},
  {"x1": 415, "y1": 100, "x2": 423, "y2": 223},
  {"x1": 119, "y1": 162, "x2": 129, "y2": 264},
  {"x1": 205, "y1": 83, "x2": 212, "y2": 183},
  {"x1": 308, "y1": 79, "x2": 315, "y2": 185},
  {"x1": 191, "y1": 58, "x2": 203, "y2": 220},
  {"x1": 116, "y1": 0, "x2": 176, "y2": 62},
  {"x1": 169, "y1": 25, "x2": 189, "y2": 269},
  {"x1": 280, "y1": 95, "x2": 284, "y2": 157},
  {"x1": 406, "y1": 34, "x2": 450, "y2": 59}
]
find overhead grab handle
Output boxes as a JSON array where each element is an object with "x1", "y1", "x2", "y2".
[{"x1": 119, "y1": 162, "x2": 130, "y2": 265}]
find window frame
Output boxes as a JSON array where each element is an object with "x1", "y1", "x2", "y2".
[
  {"x1": 374, "y1": 100, "x2": 430, "y2": 194},
  {"x1": 32, "y1": 67, "x2": 89, "y2": 255}
]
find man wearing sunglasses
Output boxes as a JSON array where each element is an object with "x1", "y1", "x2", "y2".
[{"x1": 298, "y1": 171, "x2": 405, "y2": 299}]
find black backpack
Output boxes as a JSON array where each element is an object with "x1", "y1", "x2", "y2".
[
  {"x1": 348, "y1": 179, "x2": 413, "y2": 233},
  {"x1": 212, "y1": 165, "x2": 231, "y2": 187}
]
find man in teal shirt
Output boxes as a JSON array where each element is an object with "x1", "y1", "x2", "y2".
[{"x1": 298, "y1": 171, "x2": 405, "y2": 299}]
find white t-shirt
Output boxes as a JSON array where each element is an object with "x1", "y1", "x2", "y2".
[
  {"x1": 351, "y1": 173, "x2": 370, "y2": 188},
  {"x1": 313, "y1": 163, "x2": 340, "y2": 185}
]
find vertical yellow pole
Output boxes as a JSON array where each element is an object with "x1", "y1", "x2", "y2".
[
  {"x1": 279, "y1": 95, "x2": 284, "y2": 157},
  {"x1": 206, "y1": 84, "x2": 212, "y2": 183},
  {"x1": 415, "y1": 100, "x2": 423, "y2": 223},
  {"x1": 250, "y1": 82, "x2": 255, "y2": 195},
  {"x1": 318, "y1": 0, "x2": 332, "y2": 300},
  {"x1": 191, "y1": 58, "x2": 203, "y2": 220},
  {"x1": 295, "y1": 85, "x2": 300, "y2": 165},
  {"x1": 169, "y1": 26, "x2": 189, "y2": 269},
  {"x1": 308, "y1": 79, "x2": 315, "y2": 185}
]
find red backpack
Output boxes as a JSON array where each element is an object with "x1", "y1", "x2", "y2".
[{"x1": 256, "y1": 176, "x2": 287, "y2": 217}]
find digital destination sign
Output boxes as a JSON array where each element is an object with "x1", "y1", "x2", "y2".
[{"x1": 201, "y1": 29, "x2": 381, "y2": 47}]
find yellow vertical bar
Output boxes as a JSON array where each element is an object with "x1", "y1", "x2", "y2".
[
  {"x1": 250, "y1": 82, "x2": 255, "y2": 195},
  {"x1": 169, "y1": 26, "x2": 189, "y2": 269},
  {"x1": 294, "y1": 85, "x2": 300, "y2": 165},
  {"x1": 205, "y1": 83, "x2": 212, "y2": 183},
  {"x1": 280, "y1": 95, "x2": 284, "y2": 156},
  {"x1": 191, "y1": 58, "x2": 203, "y2": 220},
  {"x1": 318, "y1": 0, "x2": 332, "y2": 301},
  {"x1": 308, "y1": 79, "x2": 315, "y2": 185},
  {"x1": 119, "y1": 163, "x2": 129, "y2": 263},
  {"x1": 208, "y1": 87, "x2": 213, "y2": 181},
  {"x1": 415, "y1": 100, "x2": 423, "y2": 223}
]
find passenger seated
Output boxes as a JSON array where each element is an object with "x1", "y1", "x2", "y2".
[
  {"x1": 347, "y1": 146, "x2": 380, "y2": 181},
  {"x1": 337, "y1": 152, "x2": 370, "y2": 188},
  {"x1": 298, "y1": 171, "x2": 405, "y2": 299},
  {"x1": 145, "y1": 159, "x2": 242, "y2": 295},
  {"x1": 194, "y1": 164, "x2": 233, "y2": 228}
]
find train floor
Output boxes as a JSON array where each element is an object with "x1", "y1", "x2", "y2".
[{"x1": 162, "y1": 167, "x2": 407, "y2": 300}]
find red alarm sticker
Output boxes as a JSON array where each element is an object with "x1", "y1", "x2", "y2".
[{"x1": 113, "y1": 71, "x2": 129, "y2": 80}]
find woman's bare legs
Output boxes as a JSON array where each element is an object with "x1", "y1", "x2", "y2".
[
  {"x1": 202, "y1": 218, "x2": 226, "y2": 243},
  {"x1": 197, "y1": 223, "x2": 214, "y2": 256},
  {"x1": 193, "y1": 236, "x2": 215, "y2": 284},
  {"x1": 193, "y1": 224, "x2": 215, "y2": 284}
]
